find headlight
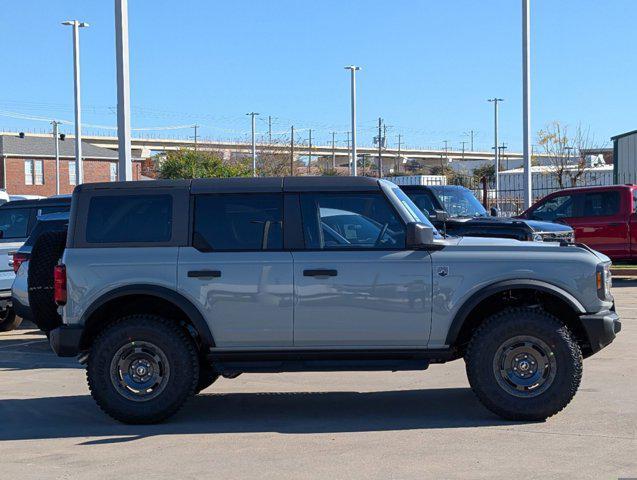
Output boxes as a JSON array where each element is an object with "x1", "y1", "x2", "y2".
[{"x1": 596, "y1": 262, "x2": 612, "y2": 300}]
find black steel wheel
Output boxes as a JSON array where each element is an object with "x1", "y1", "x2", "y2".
[
  {"x1": 87, "y1": 314, "x2": 199, "y2": 424},
  {"x1": 466, "y1": 307, "x2": 582, "y2": 421}
]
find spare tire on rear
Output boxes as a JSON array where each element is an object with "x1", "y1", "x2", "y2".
[{"x1": 28, "y1": 230, "x2": 67, "y2": 332}]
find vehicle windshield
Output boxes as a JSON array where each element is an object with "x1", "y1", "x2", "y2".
[
  {"x1": 430, "y1": 186, "x2": 488, "y2": 218},
  {"x1": 389, "y1": 186, "x2": 441, "y2": 236}
]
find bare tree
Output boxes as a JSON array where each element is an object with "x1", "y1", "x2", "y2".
[{"x1": 537, "y1": 122, "x2": 600, "y2": 188}]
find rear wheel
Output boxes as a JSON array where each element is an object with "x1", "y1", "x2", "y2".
[
  {"x1": 87, "y1": 314, "x2": 199, "y2": 424},
  {"x1": 27, "y1": 230, "x2": 66, "y2": 332},
  {"x1": 0, "y1": 307, "x2": 21, "y2": 332},
  {"x1": 465, "y1": 307, "x2": 582, "y2": 421}
]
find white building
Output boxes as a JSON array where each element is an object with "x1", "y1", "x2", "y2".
[{"x1": 612, "y1": 129, "x2": 637, "y2": 184}]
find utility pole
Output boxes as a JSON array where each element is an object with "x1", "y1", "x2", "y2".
[
  {"x1": 344, "y1": 66, "x2": 360, "y2": 176},
  {"x1": 522, "y1": 0, "x2": 532, "y2": 208},
  {"x1": 470, "y1": 130, "x2": 474, "y2": 151},
  {"x1": 331, "y1": 131, "x2": 336, "y2": 169},
  {"x1": 290, "y1": 126, "x2": 294, "y2": 176},
  {"x1": 62, "y1": 19, "x2": 89, "y2": 184},
  {"x1": 51, "y1": 121, "x2": 61, "y2": 194},
  {"x1": 461, "y1": 141, "x2": 467, "y2": 159},
  {"x1": 192, "y1": 124, "x2": 199, "y2": 151},
  {"x1": 488, "y1": 98, "x2": 504, "y2": 205},
  {"x1": 499, "y1": 143, "x2": 508, "y2": 171},
  {"x1": 307, "y1": 129, "x2": 312, "y2": 174},
  {"x1": 268, "y1": 115, "x2": 272, "y2": 144},
  {"x1": 345, "y1": 132, "x2": 351, "y2": 170},
  {"x1": 247, "y1": 112, "x2": 259, "y2": 177},
  {"x1": 114, "y1": 0, "x2": 132, "y2": 181},
  {"x1": 396, "y1": 134, "x2": 402, "y2": 173},
  {"x1": 377, "y1": 117, "x2": 383, "y2": 177},
  {"x1": 464, "y1": 130, "x2": 475, "y2": 151}
]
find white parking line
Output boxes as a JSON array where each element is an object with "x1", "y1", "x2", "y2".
[{"x1": 0, "y1": 339, "x2": 47, "y2": 350}]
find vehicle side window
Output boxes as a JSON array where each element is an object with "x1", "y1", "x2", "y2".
[
  {"x1": 0, "y1": 208, "x2": 31, "y2": 239},
  {"x1": 582, "y1": 191, "x2": 620, "y2": 217},
  {"x1": 405, "y1": 191, "x2": 438, "y2": 217},
  {"x1": 86, "y1": 195, "x2": 172, "y2": 243},
  {"x1": 530, "y1": 194, "x2": 575, "y2": 221},
  {"x1": 300, "y1": 192, "x2": 405, "y2": 250},
  {"x1": 193, "y1": 194, "x2": 283, "y2": 251}
]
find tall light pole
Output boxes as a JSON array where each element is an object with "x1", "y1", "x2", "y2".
[
  {"x1": 62, "y1": 20, "x2": 89, "y2": 185},
  {"x1": 51, "y1": 121, "x2": 61, "y2": 195},
  {"x1": 522, "y1": 0, "x2": 532, "y2": 208},
  {"x1": 344, "y1": 66, "x2": 360, "y2": 176},
  {"x1": 114, "y1": 0, "x2": 133, "y2": 181},
  {"x1": 488, "y1": 98, "x2": 504, "y2": 205},
  {"x1": 307, "y1": 129, "x2": 312, "y2": 175},
  {"x1": 247, "y1": 112, "x2": 259, "y2": 176}
]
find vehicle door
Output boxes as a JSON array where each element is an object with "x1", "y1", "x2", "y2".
[
  {"x1": 177, "y1": 192, "x2": 294, "y2": 348},
  {"x1": 570, "y1": 189, "x2": 628, "y2": 259},
  {"x1": 292, "y1": 191, "x2": 433, "y2": 347}
]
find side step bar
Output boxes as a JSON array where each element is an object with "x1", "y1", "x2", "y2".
[{"x1": 206, "y1": 348, "x2": 455, "y2": 375}]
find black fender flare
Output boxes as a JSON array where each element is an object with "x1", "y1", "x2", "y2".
[
  {"x1": 444, "y1": 279, "x2": 586, "y2": 346},
  {"x1": 80, "y1": 284, "x2": 215, "y2": 348}
]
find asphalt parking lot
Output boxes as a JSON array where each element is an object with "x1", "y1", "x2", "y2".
[{"x1": 1, "y1": 282, "x2": 635, "y2": 479}]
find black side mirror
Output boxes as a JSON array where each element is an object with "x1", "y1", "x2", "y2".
[
  {"x1": 0, "y1": 230, "x2": 4, "y2": 239},
  {"x1": 490, "y1": 206, "x2": 499, "y2": 217},
  {"x1": 433, "y1": 209, "x2": 449, "y2": 222},
  {"x1": 406, "y1": 222, "x2": 435, "y2": 249}
]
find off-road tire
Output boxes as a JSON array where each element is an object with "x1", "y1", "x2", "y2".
[
  {"x1": 196, "y1": 363, "x2": 219, "y2": 394},
  {"x1": 465, "y1": 307, "x2": 583, "y2": 421},
  {"x1": 0, "y1": 307, "x2": 21, "y2": 332},
  {"x1": 27, "y1": 230, "x2": 67, "y2": 332},
  {"x1": 87, "y1": 315, "x2": 199, "y2": 424}
]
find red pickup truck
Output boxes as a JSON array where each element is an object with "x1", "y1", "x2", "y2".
[{"x1": 518, "y1": 184, "x2": 637, "y2": 261}]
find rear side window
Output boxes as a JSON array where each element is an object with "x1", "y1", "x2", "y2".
[
  {"x1": 86, "y1": 195, "x2": 172, "y2": 243},
  {"x1": 582, "y1": 191, "x2": 619, "y2": 217},
  {"x1": 0, "y1": 208, "x2": 31, "y2": 239},
  {"x1": 193, "y1": 194, "x2": 283, "y2": 251}
]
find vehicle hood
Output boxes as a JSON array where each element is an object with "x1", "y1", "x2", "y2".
[
  {"x1": 523, "y1": 219, "x2": 573, "y2": 232},
  {"x1": 448, "y1": 216, "x2": 572, "y2": 232}
]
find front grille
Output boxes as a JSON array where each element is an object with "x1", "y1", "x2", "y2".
[{"x1": 539, "y1": 231, "x2": 574, "y2": 243}]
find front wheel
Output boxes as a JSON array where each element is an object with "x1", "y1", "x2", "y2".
[
  {"x1": 465, "y1": 307, "x2": 583, "y2": 421},
  {"x1": 87, "y1": 315, "x2": 199, "y2": 424},
  {"x1": 0, "y1": 307, "x2": 21, "y2": 332}
]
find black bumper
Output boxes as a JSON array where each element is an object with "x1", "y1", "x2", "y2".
[
  {"x1": 49, "y1": 325, "x2": 83, "y2": 357},
  {"x1": 579, "y1": 309, "x2": 621, "y2": 354}
]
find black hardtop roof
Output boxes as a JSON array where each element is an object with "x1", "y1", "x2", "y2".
[
  {"x1": 0, "y1": 195, "x2": 71, "y2": 209},
  {"x1": 76, "y1": 176, "x2": 382, "y2": 194}
]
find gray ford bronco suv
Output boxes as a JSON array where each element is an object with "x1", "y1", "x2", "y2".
[{"x1": 47, "y1": 177, "x2": 620, "y2": 424}]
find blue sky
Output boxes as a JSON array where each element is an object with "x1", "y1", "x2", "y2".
[{"x1": 1, "y1": 0, "x2": 635, "y2": 152}]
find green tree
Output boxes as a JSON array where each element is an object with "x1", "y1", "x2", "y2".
[{"x1": 158, "y1": 149, "x2": 251, "y2": 179}]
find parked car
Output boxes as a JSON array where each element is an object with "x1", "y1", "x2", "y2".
[
  {"x1": 0, "y1": 196, "x2": 71, "y2": 331},
  {"x1": 11, "y1": 212, "x2": 69, "y2": 327},
  {"x1": 518, "y1": 184, "x2": 637, "y2": 261},
  {"x1": 45, "y1": 177, "x2": 619, "y2": 424},
  {"x1": 400, "y1": 184, "x2": 574, "y2": 242}
]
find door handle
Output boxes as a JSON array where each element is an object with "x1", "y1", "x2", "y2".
[
  {"x1": 303, "y1": 269, "x2": 337, "y2": 277},
  {"x1": 608, "y1": 223, "x2": 623, "y2": 227},
  {"x1": 188, "y1": 270, "x2": 221, "y2": 278}
]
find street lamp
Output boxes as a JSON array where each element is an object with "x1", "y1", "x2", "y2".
[
  {"x1": 344, "y1": 65, "x2": 360, "y2": 176},
  {"x1": 62, "y1": 20, "x2": 89, "y2": 185}
]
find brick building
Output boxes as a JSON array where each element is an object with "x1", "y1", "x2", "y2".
[{"x1": 0, "y1": 133, "x2": 142, "y2": 196}]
